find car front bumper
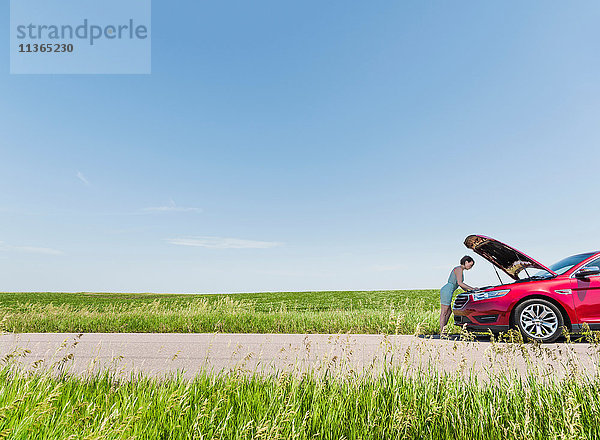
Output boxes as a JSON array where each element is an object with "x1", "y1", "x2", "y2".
[
  {"x1": 452, "y1": 292, "x2": 510, "y2": 333},
  {"x1": 453, "y1": 314, "x2": 509, "y2": 333}
]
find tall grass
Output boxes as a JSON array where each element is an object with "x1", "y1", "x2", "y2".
[
  {"x1": 0, "y1": 295, "x2": 443, "y2": 334},
  {"x1": 0, "y1": 365, "x2": 598, "y2": 439}
]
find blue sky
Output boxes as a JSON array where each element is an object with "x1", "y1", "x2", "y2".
[{"x1": 2, "y1": 1, "x2": 600, "y2": 292}]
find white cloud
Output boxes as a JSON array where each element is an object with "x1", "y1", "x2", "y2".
[
  {"x1": 144, "y1": 199, "x2": 201, "y2": 213},
  {"x1": 76, "y1": 171, "x2": 90, "y2": 185},
  {"x1": 0, "y1": 241, "x2": 64, "y2": 256},
  {"x1": 166, "y1": 236, "x2": 282, "y2": 249}
]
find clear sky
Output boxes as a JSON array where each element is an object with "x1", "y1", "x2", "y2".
[{"x1": 2, "y1": 1, "x2": 600, "y2": 293}]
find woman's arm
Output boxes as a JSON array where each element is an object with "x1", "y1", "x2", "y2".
[{"x1": 455, "y1": 267, "x2": 475, "y2": 291}]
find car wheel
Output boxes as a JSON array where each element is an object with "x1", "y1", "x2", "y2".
[{"x1": 514, "y1": 299, "x2": 564, "y2": 343}]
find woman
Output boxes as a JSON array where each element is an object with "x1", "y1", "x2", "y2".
[{"x1": 440, "y1": 255, "x2": 475, "y2": 334}]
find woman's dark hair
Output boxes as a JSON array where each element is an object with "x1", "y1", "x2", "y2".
[{"x1": 460, "y1": 255, "x2": 474, "y2": 265}]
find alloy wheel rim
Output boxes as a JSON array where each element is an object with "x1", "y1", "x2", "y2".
[{"x1": 519, "y1": 304, "x2": 558, "y2": 339}]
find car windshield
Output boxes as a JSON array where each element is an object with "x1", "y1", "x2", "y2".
[{"x1": 532, "y1": 252, "x2": 597, "y2": 278}]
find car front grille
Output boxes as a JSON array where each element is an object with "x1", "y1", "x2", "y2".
[{"x1": 453, "y1": 293, "x2": 469, "y2": 309}]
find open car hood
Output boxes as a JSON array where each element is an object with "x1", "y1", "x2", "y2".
[{"x1": 464, "y1": 235, "x2": 557, "y2": 281}]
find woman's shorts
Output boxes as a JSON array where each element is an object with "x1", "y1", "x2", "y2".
[{"x1": 440, "y1": 283, "x2": 455, "y2": 306}]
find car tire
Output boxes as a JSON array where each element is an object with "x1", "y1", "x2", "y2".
[{"x1": 514, "y1": 298, "x2": 564, "y2": 343}]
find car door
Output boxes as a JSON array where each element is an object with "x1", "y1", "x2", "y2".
[{"x1": 571, "y1": 257, "x2": 600, "y2": 325}]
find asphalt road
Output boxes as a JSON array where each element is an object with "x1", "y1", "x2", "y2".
[{"x1": 1, "y1": 332, "x2": 599, "y2": 381}]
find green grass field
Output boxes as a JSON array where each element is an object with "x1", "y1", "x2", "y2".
[
  {"x1": 0, "y1": 366, "x2": 596, "y2": 439},
  {"x1": 0, "y1": 290, "x2": 448, "y2": 334}
]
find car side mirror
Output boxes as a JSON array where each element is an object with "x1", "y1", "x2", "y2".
[{"x1": 576, "y1": 266, "x2": 600, "y2": 279}]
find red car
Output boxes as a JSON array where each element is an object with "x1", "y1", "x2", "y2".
[{"x1": 452, "y1": 235, "x2": 600, "y2": 342}]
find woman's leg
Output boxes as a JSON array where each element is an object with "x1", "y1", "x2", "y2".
[
  {"x1": 440, "y1": 304, "x2": 451, "y2": 334},
  {"x1": 445, "y1": 307, "x2": 453, "y2": 331}
]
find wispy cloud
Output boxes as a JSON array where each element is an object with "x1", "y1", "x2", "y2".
[
  {"x1": 371, "y1": 263, "x2": 407, "y2": 272},
  {"x1": 0, "y1": 241, "x2": 64, "y2": 256},
  {"x1": 144, "y1": 199, "x2": 201, "y2": 213},
  {"x1": 76, "y1": 171, "x2": 90, "y2": 186},
  {"x1": 166, "y1": 236, "x2": 282, "y2": 249}
]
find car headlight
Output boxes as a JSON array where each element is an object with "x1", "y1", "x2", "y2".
[{"x1": 472, "y1": 289, "x2": 510, "y2": 301}]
